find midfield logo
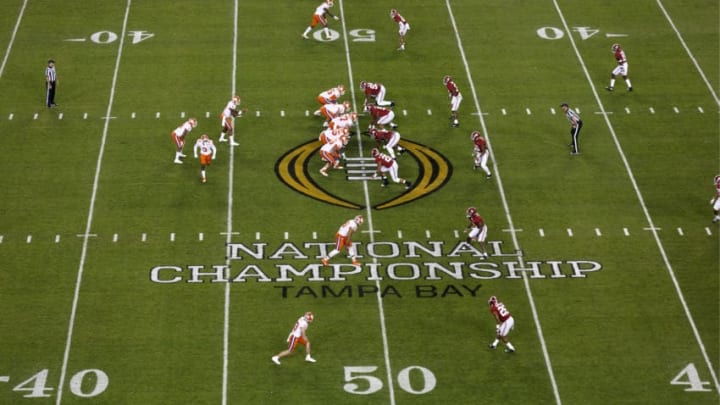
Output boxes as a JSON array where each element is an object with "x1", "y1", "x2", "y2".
[{"x1": 275, "y1": 138, "x2": 452, "y2": 209}]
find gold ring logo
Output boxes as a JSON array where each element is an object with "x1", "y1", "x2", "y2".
[{"x1": 275, "y1": 138, "x2": 452, "y2": 210}]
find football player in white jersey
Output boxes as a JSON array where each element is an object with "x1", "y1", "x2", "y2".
[
  {"x1": 219, "y1": 95, "x2": 244, "y2": 146},
  {"x1": 171, "y1": 118, "x2": 197, "y2": 164},
  {"x1": 321, "y1": 215, "x2": 363, "y2": 266},
  {"x1": 193, "y1": 134, "x2": 217, "y2": 183},
  {"x1": 272, "y1": 312, "x2": 316, "y2": 364},
  {"x1": 302, "y1": 0, "x2": 339, "y2": 40}
]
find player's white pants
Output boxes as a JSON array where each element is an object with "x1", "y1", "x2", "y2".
[
  {"x1": 377, "y1": 111, "x2": 395, "y2": 126},
  {"x1": 450, "y1": 93, "x2": 463, "y2": 112},
  {"x1": 612, "y1": 63, "x2": 628, "y2": 77},
  {"x1": 498, "y1": 316, "x2": 515, "y2": 337},
  {"x1": 380, "y1": 161, "x2": 401, "y2": 183},
  {"x1": 474, "y1": 149, "x2": 490, "y2": 175},
  {"x1": 468, "y1": 224, "x2": 487, "y2": 243},
  {"x1": 375, "y1": 86, "x2": 392, "y2": 107}
]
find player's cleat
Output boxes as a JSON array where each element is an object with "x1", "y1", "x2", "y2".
[
  {"x1": 179, "y1": 153, "x2": 187, "y2": 158},
  {"x1": 489, "y1": 344, "x2": 497, "y2": 350},
  {"x1": 352, "y1": 259, "x2": 361, "y2": 266},
  {"x1": 381, "y1": 178, "x2": 389, "y2": 187},
  {"x1": 404, "y1": 181, "x2": 412, "y2": 189},
  {"x1": 319, "y1": 168, "x2": 328, "y2": 177},
  {"x1": 504, "y1": 348, "x2": 515, "y2": 353},
  {"x1": 231, "y1": 142, "x2": 240, "y2": 146},
  {"x1": 302, "y1": 33, "x2": 309, "y2": 39},
  {"x1": 452, "y1": 119, "x2": 460, "y2": 127},
  {"x1": 390, "y1": 122, "x2": 398, "y2": 129},
  {"x1": 174, "y1": 159, "x2": 183, "y2": 164},
  {"x1": 713, "y1": 216, "x2": 720, "y2": 223},
  {"x1": 628, "y1": 87, "x2": 633, "y2": 92},
  {"x1": 605, "y1": 86, "x2": 614, "y2": 91},
  {"x1": 305, "y1": 355, "x2": 317, "y2": 363},
  {"x1": 321, "y1": 257, "x2": 329, "y2": 266},
  {"x1": 201, "y1": 177, "x2": 207, "y2": 183},
  {"x1": 486, "y1": 173, "x2": 492, "y2": 179},
  {"x1": 272, "y1": 356, "x2": 281, "y2": 365}
]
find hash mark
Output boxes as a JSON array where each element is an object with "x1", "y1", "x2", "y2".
[
  {"x1": 526, "y1": 108, "x2": 531, "y2": 115},
  {"x1": 539, "y1": 228, "x2": 545, "y2": 237},
  {"x1": 623, "y1": 227, "x2": 630, "y2": 236},
  {"x1": 566, "y1": 228, "x2": 573, "y2": 237},
  {"x1": 697, "y1": 106, "x2": 704, "y2": 113},
  {"x1": 425, "y1": 230, "x2": 431, "y2": 238},
  {"x1": 181, "y1": 112, "x2": 186, "y2": 118},
  {"x1": 113, "y1": 233, "x2": 118, "y2": 242},
  {"x1": 155, "y1": 112, "x2": 160, "y2": 118},
  {"x1": 26, "y1": 235, "x2": 32, "y2": 243},
  {"x1": 397, "y1": 230, "x2": 403, "y2": 239},
  {"x1": 8, "y1": 113, "x2": 13, "y2": 120},
  {"x1": 677, "y1": 227, "x2": 684, "y2": 236},
  {"x1": 55, "y1": 234, "x2": 61, "y2": 243},
  {"x1": 706, "y1": 227, "x2": 713, "y2": 236},
  {"x1": 595, "y1": 228, "x2": 602, "y2": 236},
  {"x1": 142, "y1": 233, "x2": 147, "y2": 242},
  {"x1": 501, "y1": 108, "x2": 507, "y2": 115},
  {"x1": 673, "y1": 106, "x2": 680, "y2": 114},
  {"x1": 199, "y1": 232, "x2": 204, "y2": 241},
  {"x1": 426, "y1": 109, "x2": 432, "y2": 115},
  {"x1": 170, "y1": 232, "x2": 175, "y2": 242}
]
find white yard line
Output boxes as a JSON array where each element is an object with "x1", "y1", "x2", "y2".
[
  {"x1": 337, "y1": 1, "x2": 396, "y2": 403},
  {"x1": 552, "y1": 0, "x2": 720, "y2": 395},
  {"x1": 0, "y1": 0, "x2": 27, "y2": 80},
  {"x1": 221, "y1": 1, "x2": 239, "y2": 404},
  {"x1": 55, "y1": 1, "x2": 132, "y2": 404},
  {"x1": 655, "y1": 0, "x2": 720, "y2": 107},
  {"x1": 444, "y1": 1, "x2": 563, "y2": 404}
]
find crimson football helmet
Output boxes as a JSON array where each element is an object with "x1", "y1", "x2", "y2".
[
  {"x1": 443, "y1": 75, "x2": 452, "y2": 85},
  {"x1": 611, "y1": 43, "x2": 620, "y2": 52},
  {"x1": 354, "y1": 215, "x2": 364, "y2": 225},
  {"x1": 359, "y1": 80, "x2": 368, "y2": 90},
  {"x1": 471, "y1": 131, "x2": 482, "y2": 142},
  {"x1": 715, "y1": 174, "x2": 720, "y2": 183},
  {"x1": 390, "y1": 9, "x2": 398, "y2": 18},
  {"x1": 371, "y1": 148, "x2": 380, "y2": 157},
  {"x1": 488, "y1": 296, "x2": 497, "y2": 305},
  {"x1": 466, "y1": 206, "x2": 477, "y2": 218}
]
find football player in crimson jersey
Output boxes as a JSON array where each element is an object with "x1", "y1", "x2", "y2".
[
  {"x1": 443, "y1": 75, "x2": 462, "y2": 127},
  {"x1": 321, "y1": 216, "x2": 364, "y2": 266},
  {"x1": 372, "y1": 148, "x2": 412, "y2": 189},
  {"x1": 302, "y1": 0, "x2": 339, "y2": 39},
  {"x1": 488, "y1": 296, "x2": 516, "y2": 353},
  {"x1": 606, "y1": 43, "x2": 632, "y2": 92},
  {"x1": 272, "y1": 312, "x2": 316, "y2": 365},
  {"x1": 193, "y1": 134, "x2": 217, "y2": 184},
  {"x1": 371, "y1": 127, "x2": 404, "y2": 159},
  {"x1": 711, "y1": 174, "x2": 720, "y2": 223},
  {"x1": 171, "y1": 117, "x2": 197, "y2": 164},
  {"x1": 365, "y1": 104, "x2": 398, "y2": 130},
  {"x1": 390, "y1": 9, "x2": 410, "y2": 51},
  {"x1": 219, "y1": 95, "x2": 244, "y2": 146},
  {"x1": 471, "y1": 131, "x2": 492, "y2": 178},
  {"x1": 360, "y1": 81, "x2": 394, "y2": 107},
  {"x1": 465, "y1": 207, "x2": 489, "y2": 258}
]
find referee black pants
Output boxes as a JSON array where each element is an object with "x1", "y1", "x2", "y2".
[
  {"x1": 569, "y1": 121, "x2": 582, "y2": 154},
  {"x1": 46, "y1": 81, "x2": 56, "y2": 107}
]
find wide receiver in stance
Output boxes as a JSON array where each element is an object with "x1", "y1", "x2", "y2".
[
  {"x1": 272, "y1": 312, "x2": 316, "y2": 365},
  {"x1": 321, "y1": 215, "x2": 364, "y2": 266},
  {"x1": 488, "y1": 296, "x2": 516, "y2": 353}
]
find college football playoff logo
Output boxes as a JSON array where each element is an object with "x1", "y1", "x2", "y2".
[{"x1": 275, "y1": 138, "x2": 452, "y2": 209}]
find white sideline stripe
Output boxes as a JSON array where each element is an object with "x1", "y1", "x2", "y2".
[
  {"x1": 56, "y1": 2, "x2": 132, "y2": 404},
  {"x1": 338, "y1": 1, "x2": 395, "y2": 403},
  {"x1": 556, "y1": 0, "x2": 720, "y2": 394},
  {"x1": 0, "y1": 0, "x2": 27, "y2": 81},
  {"x1": 221, "y1": 1, "x2": 239, "y2": 404},
  {"x1": 656, "y1": 0, "x2": 720, "y2": 107},
  {"x1": 447, "y1": 1, "x2": 561, "y2": 404}
]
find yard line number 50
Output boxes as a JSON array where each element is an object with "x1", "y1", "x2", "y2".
[{"x1": 343, "y1": 365, "x2": 437, "y2": 395}]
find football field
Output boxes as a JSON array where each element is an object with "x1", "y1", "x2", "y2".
[{"x1": 0, "y1": 0, "x2": 718, "y2": 404}]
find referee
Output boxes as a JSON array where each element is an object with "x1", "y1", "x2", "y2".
[
  {"x1": 560, "y1": 103, "x2": 582, "y2": 154},
  {"x1": 45, "y1": 59, "x2": 57, "y2": 108}
]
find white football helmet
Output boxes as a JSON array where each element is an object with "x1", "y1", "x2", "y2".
[
  {"x1": 304, "y1": 311, "x2": 314, "y2": 322},
  {"x1": 232, "y1": 95, "x2": 240, "y2": 104},
  {"x1": 337, "y1": 84, "x2": 345, "y2": 94},
  {"x1": 326, "y1": 0, "x2": 333, "y2": 7},
  {"x1": 354, "y1": 215, "x2": 364, "y2": 225},
  {"x1": 443, "y1": 75, "x2": 452, "y2": 85},
  {"x1": 188, "y1": 118, "x2": 198, "y2": 128},
  {"x1": 200, "y1": 134, "x2": 209, "y2": 140}
]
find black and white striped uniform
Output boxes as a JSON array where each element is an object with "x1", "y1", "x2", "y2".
[
  {"x1": 565, "y1": 107, "x2": 582, "y2": 154},
  {"x1": 45, "y1": 60, "x2": 57, "y2": 107}
]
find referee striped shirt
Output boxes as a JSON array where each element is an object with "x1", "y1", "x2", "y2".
[
  {"x1": 46, "y1": 65, "x2": 56, "y2": 82},
  {"x1": 565, "y1": 108, "x2": 581, "y2": 125}
]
